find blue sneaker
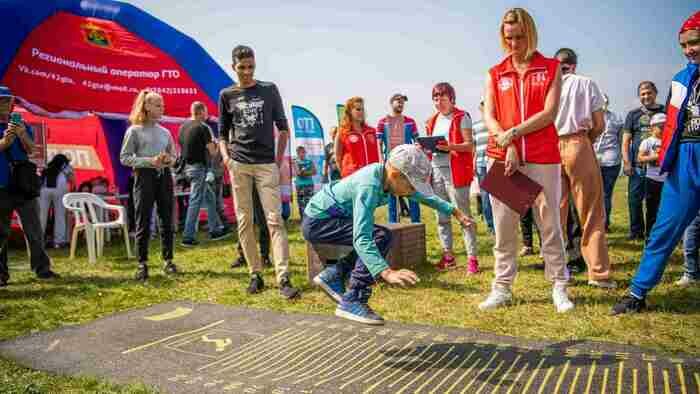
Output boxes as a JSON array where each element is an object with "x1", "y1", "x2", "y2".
[
  {"x1": 335, "y1": 288, "x2": 384, "y2": 325},
  {"x1": 313, "y1": 264, "x2": 345, "y2": 303}
]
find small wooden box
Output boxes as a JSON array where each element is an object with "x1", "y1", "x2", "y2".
[{"x1": 383, "y1": 222, "x2": 427, "y2": 270}]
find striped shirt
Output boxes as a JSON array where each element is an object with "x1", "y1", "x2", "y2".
[{"x1": 472, "y1": 120, "x2": 489, "y2": 168}]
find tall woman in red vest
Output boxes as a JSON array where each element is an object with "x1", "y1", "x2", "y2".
[
  {"x1": 479, "y1": 8, "x2": 573, "y2": 313},
  {"x1": 334, "y1": 97, "x2": 380, "y2": 178},
  {"x1": 426, "y1": 83, "x2": 479, "y2": 274}
]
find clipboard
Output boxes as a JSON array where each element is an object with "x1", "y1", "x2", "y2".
[
  {"x1": 416, "y1": 136, "x2": 447, "y2": 153},
  {"x1": 480, "y1": 161, "x2": 543, "y2": 216}
]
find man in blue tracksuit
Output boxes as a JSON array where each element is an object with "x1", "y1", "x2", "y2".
[
  {"x1": 612, "y1": 11, "x2": 700, "y2": 314},
  {"x1": 302, "y1": 144, "x2": 473, "y2": 325}
]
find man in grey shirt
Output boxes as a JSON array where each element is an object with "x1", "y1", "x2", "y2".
[{"x1": 593, "y1": 94, "x2": 624, "y2": 231}]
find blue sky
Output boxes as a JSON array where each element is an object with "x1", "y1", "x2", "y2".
[{"x1": 130, "y1": 0, "x2": 696, "y2": 143}]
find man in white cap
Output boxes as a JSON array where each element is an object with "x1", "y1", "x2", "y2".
[{"x1": 302, "y1": 144, "x2": 473, "y2": 325}]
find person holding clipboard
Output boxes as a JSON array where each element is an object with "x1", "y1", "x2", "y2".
[{"x1": 479, "y1": 8, "x2": 573, "y2": 313}]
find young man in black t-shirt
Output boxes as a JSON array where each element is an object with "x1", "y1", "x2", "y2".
[{"x1": 218, "y1": 45, "x2": 299, "y2": 299}]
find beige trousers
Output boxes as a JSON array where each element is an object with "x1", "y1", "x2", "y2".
[
  {"x1": 489, "y1": 160, "x2": 569, "y2": 287},
  {"x1": 559, "y1": 133, "x2": 612, "y2": 281},
  {"x1": 228, "y1": 161, "x2": 290, "y2": 283}
]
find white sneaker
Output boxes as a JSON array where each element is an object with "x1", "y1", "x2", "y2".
[
  {"x1": 478, "y1": 285, "x2": 512, "y2": 311},
  {"x1": 588, "y1": 279, "x2": 617, "y2": 289},
  {"x1": 675, "y1": 275, "x2": 699, "y2": 287},
  {"x1": 552, "y1": 283, "x2": 574, "y2": 313}
]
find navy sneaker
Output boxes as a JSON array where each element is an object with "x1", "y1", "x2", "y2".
[
  {"x1": 335, "y1": 288, "x2": 384, "y2": 325},
  {"x1": 313, "y1": 264, "x2": 346, "y2": 303},
  {"x1": 610, "y1": 294, "x2": 646, "y2": 316},
  {"x1": 210, "y1": 228, "x2": 232, "y2": 241}
]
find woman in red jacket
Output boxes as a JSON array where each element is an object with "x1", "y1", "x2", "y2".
[
  {"x1": 479, "y1": 7, "x2": 572, "y2": 313},
  {"x1": 335, "y1": 97, "x2": 380, "y2": 178},
  {"x1": 426, "y1": 82, "x2": 479, "y2": 275}
]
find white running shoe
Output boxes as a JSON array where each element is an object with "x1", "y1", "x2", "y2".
[
  {"x1": 478, "y1": 285, "x2": 512, "y2": 311},
  {"x1": 552, "y1": 283, "x2": 574, "y2": 313},
  {"x1": 675, "y1": 275, "x2": 699, "y2": 288}
]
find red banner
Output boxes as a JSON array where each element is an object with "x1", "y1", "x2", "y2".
[{"x1": 2, "y1": 12, "x2": 216, "y2": 119}]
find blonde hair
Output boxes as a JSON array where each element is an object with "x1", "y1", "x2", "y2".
[
  {"x1": 500, "y1": 8, "x2": 538, "y2": 60},
  {"x1": 128, "y1": 90, "x2": 163, "y2": 125}
]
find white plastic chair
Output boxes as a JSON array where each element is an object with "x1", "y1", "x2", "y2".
[{"x1": 63, "y1": 193, "x2": 133, "y2": 263}]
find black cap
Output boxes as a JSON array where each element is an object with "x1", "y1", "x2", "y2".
[{"x1": 390, "y1": 93, "x2": 408, "y2": 103}]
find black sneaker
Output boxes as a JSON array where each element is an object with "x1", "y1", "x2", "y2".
[
  {"x1": 231, "y1": 256, "x2": 246, "y2": 269},
  {"x1": 163, "y1": 261, "x2": 178, "y2": 275},
  {"x1": 247, "y1": 273, "x2": 264, "y2": 294},
  {"x1": 135, "y1": 264, "x2": 149, "y2": 282},
  {"x1": 566, "y1": 257, "x2": 587, "y2": 274},
  {"x1": 181, "y1": 239, "x2": 199, "y2": 248},
  {"x1": 262, "y1": 256, "x2": 272, "y2": 268},
  {"x1": 210, "y1": 229, "x2": 232, "y2": 241},
  {"x1": 610, "y1": 295, "x2": 646, "y2": 315},
  {"x1": 279, "y1": 277, "x2": 300, "y2": 300},
  {"x1": 0, "y1": 272, "x2": 9, "y2": 287},
  {"x1": 37, "y1": 270, "x2": 61, "y2": 280}
]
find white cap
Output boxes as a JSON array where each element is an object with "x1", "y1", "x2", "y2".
[
  {"x1": 650, "y1": 113, "x2": 667, "y2": 126},
  {"x1": 387, "y1": 144, "x2": 434, "y2": 196}
]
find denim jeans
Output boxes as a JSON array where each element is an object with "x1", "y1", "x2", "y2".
[
  {"x1": 683, "y1": 210, "x2": 700, "y2": 280},
  {"x1": 388, "y1": 195, "x2": 420, "y2": 223},
  {"x1": 628, "y1": 167, "x2": 647, "y2": 237},
  {"x1": 475, "y1": 165, "x2": 494, "y2": 233},
  {"x1": 183, "y1": 164, "x2": 223, "y2": 241},
  {"x1": 600, "y1": 164, "x2": 620, "y2": 229}
]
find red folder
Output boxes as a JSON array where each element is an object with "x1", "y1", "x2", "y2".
[{"x1": 480, "y1": 161, "x2": 543, "y2": 217}]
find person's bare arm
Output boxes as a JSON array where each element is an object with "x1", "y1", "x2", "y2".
[
  {"x1": 621, "y1": 132, "x2": 633, "y2": 175},
  {"x1": 588, "y1": 110, "x2": 605, "y2": 142},
  {"x1": 276, "y1": 130, "x2": 289, "y2": 167}
]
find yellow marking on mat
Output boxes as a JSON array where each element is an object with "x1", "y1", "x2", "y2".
[
  {"x1": 122, "y1": 320, "x2": 225, "y2": 354},
  {"x1": 394, "y1": 345, "x2": 455, "y2": 394},
  {"x1": 358, "y1": 343, "x2": 433, "y2": 393},
  {"x1": 601, "y1": 368, "x2": 610, "y2": 394},
  {"x1": 215, "y1": 328, "x2": 314, "y2": 373},
  {"x1": 143, "y1": 306, "x2": 193, "y2": 321},
  {"x1": 633, "y1": 369, "x2": 639, "y2": 394},
  {"x1": 200, "y1": 335, "x2": 232, "y2": 352},
  {"x1": 197, "y1": 327, "x2": 296, "y2": 371},
  {"x1": 474, "y1": 359, "x2": 505, "y2": 394},
  {"x1": 244, "y1": 332, "x2": 338, "y2": 378},
  {"x1": 537, "y1": 365, "x2": 555, "y2": 394},
  {"x1": 414, "y1": 353, "x2": 461, "y2": 394},
  {"x1": 459, "y1": 352, "x2": 500, "y2": 394},
  {"x1": 676, "y1": 364, "x2": 687, "y2": 394},
  {"x1": 694, "y1": 373, "x2": 700, "y2": 393},
  {"x1": 491, "y1": 355, "x2": 523, "y2": 394},
  {"x1": 521, "y1": 357, "x2": 547, "y2": 394},
  {"x1": 338, "y1": 341, "x2": 415, "y2": 389},
  {"x1": 313, "y1": 339, "x2": 399, "y2": 387},
  {"x1": 505, "y1": 362, "x2": 529, "y2": 394},
  {"x1": 568, "y1": 368, "x2": 582, "y2": 394},
  {"x1": 617, "y1": 362, "x2": 625, "y2": 394},
  {"x1": 552, "y1": 360, "x2": 571, "y2": 394},
  {"x1": 584, "y1": 360, "x2": 597, "y2": 394},
  {"x1": 663, "y1": 370, "x2": 671, "y2": 394},
  {"x1": 270, "y1": 335, "x2": 349, "y2": 382},
  {"x1": 387, "y1": 351, "x2": 438, "y2": 388},
  {"x1": 444, "y1": 356, "x2": 482, "y2": 394},
  {"x1": 648, "y1": 362, "x2": 655, "y2": 394},
  {"x1": 292, "y1": 334, "x2": 364, "y2": 384},
  {"x1": 427, "y1": 350, "x2": 477, "y2": 394},
  {"x1": 45, "y1": 340, "x2": 60, "y2": 352}
]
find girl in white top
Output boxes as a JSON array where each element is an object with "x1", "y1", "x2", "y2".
[{"x1": 39, "y1": 153, "x2": 74, "y2": 248}]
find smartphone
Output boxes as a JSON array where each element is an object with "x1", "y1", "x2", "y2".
[{"x1": 9, "y1": 112, "x2": 22, "y2": 124}]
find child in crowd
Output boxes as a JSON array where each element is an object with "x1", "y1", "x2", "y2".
[
  {"x1": 637, "y1": 113, "x2": 667, "y2": 238},
  {"x1": 293, "y1": 145, "x2": 316, "y2": 218},
  {"x1": 303, "y1": 144, "x2": 473, "y2": 325}
]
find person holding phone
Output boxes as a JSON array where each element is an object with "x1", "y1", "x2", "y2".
[
  {"x1": 120, "y1": 90, "x2": 178, "y2": 281},
  {"x1": 425, "y1": 82, "x2": 479, "y2": 274},
  {"x1": 0, "y1": 85, "x2": 58, "y2": 286}
]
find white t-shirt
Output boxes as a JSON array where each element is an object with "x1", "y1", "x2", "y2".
[
  {"x1": 555, "y1": 73, "x2": 605, "y2": 136},
  {"x1": 639, "y1": 136, "x2": 666, "y2": 182},
  {"x1": 430, "y1": 112, "x2": 471, "y2": 168}
]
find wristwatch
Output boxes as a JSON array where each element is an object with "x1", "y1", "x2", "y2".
[{"x1": 510, "y1": 128, "x2": 519, "y2": 139}]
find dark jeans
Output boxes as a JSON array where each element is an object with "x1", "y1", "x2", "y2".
[
  {"x1": 628, "y1": 167, "x2": 647, "y2": 237},
  {"x1": 0, "y1": 190, "x2": 52, "y2": 279},
  {"x1": 237, "y1": 184, "x2": 270, "y2": 259},
  {"x1": 520, "y1": 208, "x2": 540, "y2": 249},
  {"x1": 302, "y1": 215, "x2": 392, "y2": 293},
  {"x1": 133, "y1": 168, "x2": 174, "y2": 264},
  {"x1": 600, "y1": 164, "x2": 620, "y2": 229},
  {"x1": 645, "y1": 178, "x2": 664, "y2": 239},
  {"x1": 388, "y1": 195, "x2": 420, "y2": 223},
  {"x1": 683, "y1": 210, "x2": 700, "y2": 279},
  {"x1": 565, "y1": 194, "x2": 582, "y2": 261},
  {"x1": 475, "y1": 165, "x2": 494, "y2": 233}
]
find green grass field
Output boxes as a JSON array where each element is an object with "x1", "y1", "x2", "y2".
[{"x1": 1, "y1": 177, "x2": 699, "y2": 393}]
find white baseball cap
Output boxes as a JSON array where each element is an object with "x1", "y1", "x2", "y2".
[{"x1": 387, "y1": 144, "x2": 434, "y2": 196}]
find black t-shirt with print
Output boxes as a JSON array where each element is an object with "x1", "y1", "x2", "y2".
[
  {"x1": 623, "y1": 104, "x2": 665, "y2": 167},
  {"x1": 218, "y1": 81, "x2": 289, "y2": 164},
  {"x1": 178, "y1": 119, "x2": 212, "y2": 166},
  {"x1": 681, "y1": 78, "x2": 700, "y2": 143}
]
